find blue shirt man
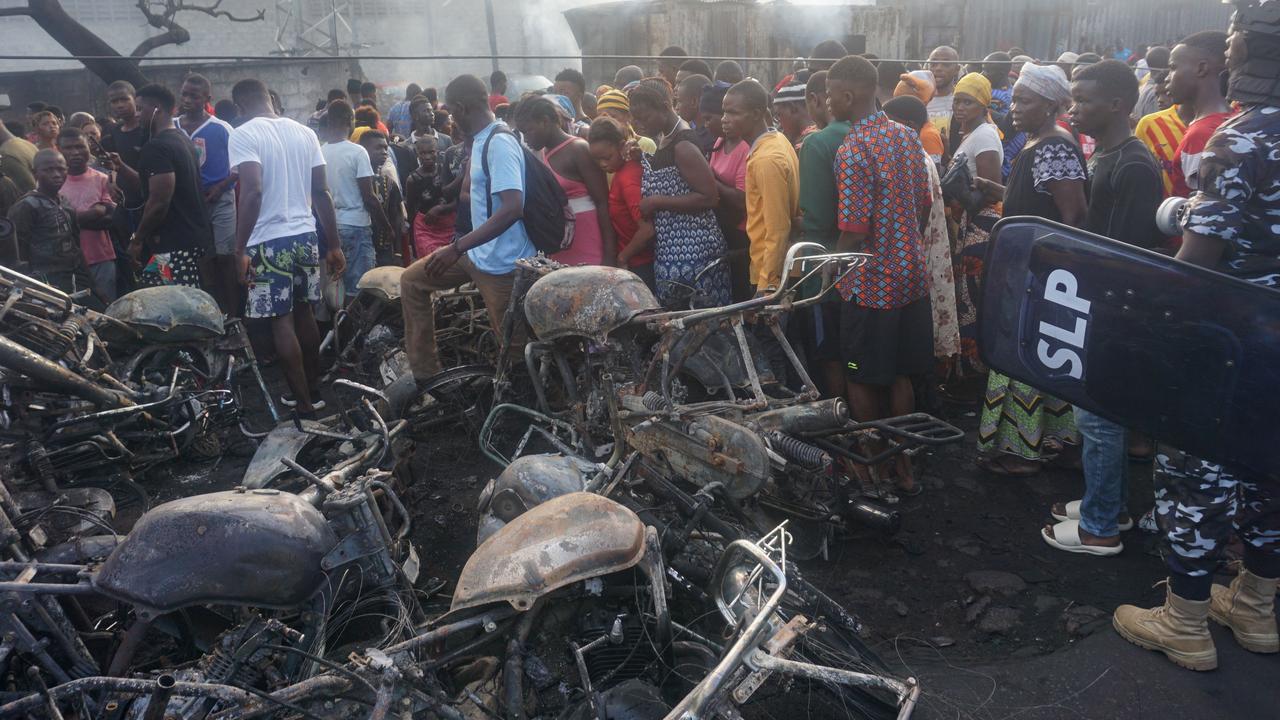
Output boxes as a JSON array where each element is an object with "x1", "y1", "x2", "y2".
[
  {"x1": 399, "y1": 76, "x2": 535, "y2": 381},
  {"x1": 467, "y1": 121, "x2": 534, "y2": 275}
]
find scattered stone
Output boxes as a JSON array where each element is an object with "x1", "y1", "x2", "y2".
[
  {"x1": 965, "y1": 570, "x2": 1028, "y2": 597},
  {"x1": 886, "y1": 597, "x2": 909, "y2": 617},
  {"x1": 965, "y1": 596, "x2": 992, "y2": 624},
  {"x1": 955, "y1": 542, "x2": 982, "y2": 557},
  {"x1": 928, "y1": 636, "x2": 956, "y2": 648},
  {"x1": 462, "y1": 475, "x2": 479, "y2": 487},
  {"x1": 1010, "y1": 645, "x2": 1041, "y2": 658},
  {"x1": 936, "y1": 558, "x2": 953, "y2": 569},
  {"x1": 1033, "y1": 594, "x2": 1064, "y2": 613},
  {"x1": 952, "y1": 476, "x2": 979, "y2": 493},
  {"x1": 1062, "y1": 605, "x2": 1108, "y2": 637},
  {"x1": 978, "y1": 606, "x2": 1021, "y2": 635}
]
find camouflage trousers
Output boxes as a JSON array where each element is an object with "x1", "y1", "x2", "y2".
[{"x1": 1155, "y1": 447, "x2": 1280, "y2": 578}]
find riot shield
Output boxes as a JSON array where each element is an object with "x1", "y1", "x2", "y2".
[{"x1": 978, "y1": 217, "x2": 1280, "y2": 477}]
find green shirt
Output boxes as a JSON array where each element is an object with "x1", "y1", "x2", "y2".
[
  {"x1": 0, "y1": 137, "x2": 38, "y2": 194},
  {"x1": 798, "y1": 120, "x2": 850, "y2": 249}
]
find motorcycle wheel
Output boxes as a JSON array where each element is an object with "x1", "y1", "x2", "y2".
[{"x1": 402, "y1": 365, "x2": 496, "y2": 437}]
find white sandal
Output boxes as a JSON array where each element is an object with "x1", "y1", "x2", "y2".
[
  {"x1": 1051, "y1": 500, "x2": 1134, "y2": 532},
  {"x1": 1041, "y1": 519, "x2": 1124, "y2": 557}
]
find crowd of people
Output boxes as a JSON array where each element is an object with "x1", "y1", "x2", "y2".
[{"x1": 0, "y1": 1, "x2": 1277, "y2": 676}]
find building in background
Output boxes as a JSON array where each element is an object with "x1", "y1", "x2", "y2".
[
  {"x1": 0, "y1": 0, "x2": 588, "y2": 122},
  {"x1": 564, "y1": 0, "x2": 1232, "y2": 89}
]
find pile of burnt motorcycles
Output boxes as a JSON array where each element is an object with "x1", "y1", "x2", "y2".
[{"x1": 0, "y1": 243, "x2": 962, "y2": 720}]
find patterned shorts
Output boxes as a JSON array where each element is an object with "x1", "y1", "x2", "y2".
[
  {"x1": 245, "y1": 232, "x2": 320, "y2": 319},
  {"x1": 138, "y1": 248, "x2": 203, "y2": 288}
]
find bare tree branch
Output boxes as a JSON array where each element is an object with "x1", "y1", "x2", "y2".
[
  {"x1": 0, "y1": 4, "x2": 34, "y2": 17},
  {"x1": 130, "y1": 0, "x2": 265, "y2": 57},
  {"x1": 174, "y1": 0, "x2": 266, "y2": 23}
]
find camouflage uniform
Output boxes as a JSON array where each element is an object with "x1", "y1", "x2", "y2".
[
  {"x1": 1161, "y1": 103, "x2": 1280, "y2": 586},
  {"x1": 1154, "y1": 449, "x2": 1280, "y2": 578}
]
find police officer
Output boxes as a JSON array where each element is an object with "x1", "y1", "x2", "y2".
[{"x1": 1112, "y1": 0, "x2": 1280, "y2": 671}]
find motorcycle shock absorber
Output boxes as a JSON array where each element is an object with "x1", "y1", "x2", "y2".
[
  {"x1": 765, "y1": 431, "x2": 831, "y2": 471},
  {"x1": 25, "y1": 440, "x2": 59, "y2": 494}
]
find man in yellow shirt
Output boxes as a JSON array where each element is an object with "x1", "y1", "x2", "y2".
[{"x1": 721, "y1": 79, "x2": 799, "y2": 296}]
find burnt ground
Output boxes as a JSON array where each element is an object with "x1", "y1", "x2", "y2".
[{"x1": 178, "y1": 367, "x2": 1278, "y2": 719}]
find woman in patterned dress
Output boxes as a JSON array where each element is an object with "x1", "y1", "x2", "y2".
[
  {"x1": 973, "y1": 63, "x2": 1089, "y2": 476},
  {"x1": 626, "y1": 78, "x2": 731, "y2": 309}
]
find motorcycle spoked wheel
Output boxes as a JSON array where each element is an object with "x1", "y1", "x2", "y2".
[
  {"x1": 62, "y1": 473, "x2": 152, "y2": 514},
  {"x1": 403, "y1": 365, "x2": 496, "y2": 437},
  {"x1": 123, "y1": 344, "x2": 220, "y2": 388}
]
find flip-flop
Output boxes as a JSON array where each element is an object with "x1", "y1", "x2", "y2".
[
  {"x1": 1050, "y1": 500, "x2": 1135, "y2": 531},
  {"x1": 1041, "y1": 519, "x2": 1124, "y2": 556}
]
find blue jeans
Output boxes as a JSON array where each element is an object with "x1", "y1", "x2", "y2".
[
  {"x1": 1074, "y1": 406, "x2": 1128, "y2": 538},
  {"x1": 338, "y1": 224, "x2": 374, "y2": 297}
]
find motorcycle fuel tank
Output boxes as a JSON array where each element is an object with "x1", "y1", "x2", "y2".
[
  {"x1": 104, "y1": 286, "x2": 224, "y2": 343},
  {"x1": 94, "y1": 489, "x2": 337, "y2": 615},
  {"x1": 449, "y1": 492, "x2": 646, "y2": 615},
  {"x1": 356, "y1": 266, "x2": 406, "y2": 302},
  {"x1": 476, "y1": 453, "x2": 593, "y2": 543},
  {"x1": 524, "y1": 266, "x2": 660, "y2": 343}
]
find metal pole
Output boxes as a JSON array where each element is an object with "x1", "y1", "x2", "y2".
[
  {"x1": 484, "y1": 0, "x2": 499, "y2": 73},
  {"x1": 329, "y1": 0, "x2": 340, "y2": 55}
]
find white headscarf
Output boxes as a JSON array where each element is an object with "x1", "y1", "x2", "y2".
[{"x1": 1014, "y1": 62, "x2": 1072, "y2": 106}]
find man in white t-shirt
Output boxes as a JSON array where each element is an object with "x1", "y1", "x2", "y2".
[
  {"x1": 926, "y1": 45, "x2": 960, "y2": 138},
  {"x1": 228, "y1": 79, "x2": 345, "y2": 416},
  {"x1": 319, "y1": 100, "x2": 390, "y2": 295}
]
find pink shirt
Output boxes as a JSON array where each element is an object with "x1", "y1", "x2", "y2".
[
  {"x1": 59, "y1": 169, "x2": 115, "y2": 265},
  {"x1": 709, "y1": 139, "x2": 749, "y2": 230}
]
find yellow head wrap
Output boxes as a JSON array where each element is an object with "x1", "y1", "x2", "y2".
[
  {"x1": 953, "y1": 72, "x2": 992, "y2": 107},
  {"x1": 597, "y1": 89, "x2": 630, "y2": 114}
]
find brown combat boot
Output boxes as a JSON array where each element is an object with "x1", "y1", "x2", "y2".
[
  {"x1": 1210, "y1": 567, "x2": 1279, "y2": 654},
  {"x1": 1113, "y1": 586, "x2": 1218, "y2": 671}
]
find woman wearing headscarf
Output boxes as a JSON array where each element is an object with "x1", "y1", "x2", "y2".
[
  {"x1": 595, "y1": 90, "x2": 657, "y2": 155},
  {"x1": 894, "y1": 71, "x2": 946, "y2": 164},
  {"x1": 974, "y1": 63, "x2": 1088, "y2": 476},
  {"x1": 944, "y1": 72, "x2": 1004, "y2": 386},
  {"x1": 628, "y1": 78, "x2": 731, "y2": 308}
]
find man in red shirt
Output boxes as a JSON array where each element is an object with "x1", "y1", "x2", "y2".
[
  {"x1": 55, "y1": 128, "x2": 118, "y2": 302},
  {"x1": 1166, "y1": 30, "x2": 1233, "y2": 197}
]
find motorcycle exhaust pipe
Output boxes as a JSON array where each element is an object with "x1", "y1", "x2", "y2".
[
  {"x1": 141, "y1": 674, "x2": 175, "y2": 720},
  {"x1": 0, "y1": 335, "x2": 131, "y2": 408},
  {"x1": 750, "y1": 398, "x2": 848, "y2": 434},
  {"x1": 846, "y1": 498, "x2": 901, "y2": 535}
]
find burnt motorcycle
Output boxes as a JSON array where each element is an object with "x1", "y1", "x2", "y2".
[
  {"x1": 1, "y1": 489, "x2": 917, "y2": 719},
  {"x1": 0, "y1": 269, "x2": 277, "y2": 492},
  {"x1": 0, "y1": 396, "x2": 422, "y2": 718},
  {"x1": 476, "y1": 244, "x2": 964, "y2": 558}
]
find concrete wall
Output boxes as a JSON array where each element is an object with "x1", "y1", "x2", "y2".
[{"x1": 0, "y1": 58, "x2": 357, "y2": 125}]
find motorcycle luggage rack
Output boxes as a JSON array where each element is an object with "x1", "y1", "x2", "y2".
[{"x1": 802, "y1": 413, "x2": 964, "y2": 467}]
